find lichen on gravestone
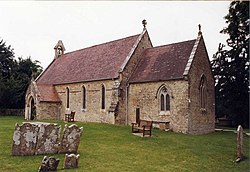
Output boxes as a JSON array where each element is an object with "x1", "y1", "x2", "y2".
[
  {"x1": 12, "y1": 122, "x2": 83, "y2": 156},
  {"x1": 59, "y1": 124, "x2": 83, "y2": 154},
  {"x1": 35, "y1": 123, "x2": 61, "y2": 155},
  {"x1": 63, "y1": 153, "x2": 80, "y2": 169},
  {"x1": 12, "y1": 123, "x2": 39, "y2": 156},
  {"x1": 38, "y1": 156, "x2": 60, "y2": 172}
]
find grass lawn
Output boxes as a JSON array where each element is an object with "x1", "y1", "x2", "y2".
[{"x1": 0, "y1": 116, "x2": 249, "y2": 172}]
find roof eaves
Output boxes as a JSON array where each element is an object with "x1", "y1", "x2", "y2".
[
  {"x1": 119, "y1": 29, "x2": 147, "y2": 73},
  {"x1": 183, "y1": 34, "x2": 202, "y2": 76},
  {"x1": 52, "y1": 77, "x2": 119, "y2": 86},
  {"x1": 129, "y1": 77, "x2": 185, "y2": 84}
]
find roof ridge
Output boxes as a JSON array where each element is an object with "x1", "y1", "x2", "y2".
[{"x1": 63, "y1": 34, "x2": 140, "y2": 56}]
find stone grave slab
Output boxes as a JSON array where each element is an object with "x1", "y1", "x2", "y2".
[
  {"x1": 63, "y1": 154, "x2": 80, "y2": 169},
  {"x1": 59, "y1": 124, "x2": 83, "y2": 153},
  {"x1": 12, "y1": 122, "x2": 39, "y2": 156},
  {"x1": 35, "y1": 123, "x2": 61, "y2": 155},
  {"x1": 38, "y1": 156, "x2": 60, "y2": 172},
  {"x1": 236, "y1": 125, "x2": 243, "y2": 162}
]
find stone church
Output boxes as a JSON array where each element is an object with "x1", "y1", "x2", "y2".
[{"x1": 25, "y1": 21, "x2": 215, "y2": 134}]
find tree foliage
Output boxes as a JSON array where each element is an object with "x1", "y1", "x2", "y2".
[
  {"x1": 0, "y1": 39, "x2": 43, "y2": 109},
  {"x1": 212, "y1": 1, "x2": 249, "y2": 127}
]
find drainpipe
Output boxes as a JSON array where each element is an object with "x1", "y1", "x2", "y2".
[{"x1": 126, "y1": 83, "x2": 130, "y2": 125}]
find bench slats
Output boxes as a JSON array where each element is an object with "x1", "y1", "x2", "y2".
[{"x1": 132, "y1": 120, "x2": 152, "y2": 137}]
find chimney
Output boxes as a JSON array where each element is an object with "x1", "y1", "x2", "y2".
[{"x1": 54, "y1": 40, "x2": 66, "y2": 59}]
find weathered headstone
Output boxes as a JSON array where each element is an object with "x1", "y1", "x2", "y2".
[
  {"x1": 59, "y1": 124, "x2": 83, "y2": 153},
  {"x1": 12, "y1": 123, "x2": 39, "y2": 156},
  {"x1": 12, "y1": 122, "x2": 83, "y2": 156},
  {"x1": 35, "y1": 123, "x2": 61, "y2": 155},
  {"x1": 38, "y1": 156, "x2": 60, "y2": 172},
  {"x1": 236, "y1": 125, "x2": 243, "y2": 163},
  {"x1": 63, "y1": 154, "x2": 80, "y2": 169}
]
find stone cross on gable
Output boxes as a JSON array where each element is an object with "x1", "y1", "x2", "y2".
[
  {"x1": 198, "y1": 24, "x2": 202, "y2": 35},
  {"x1": 142, "y1": 19, "x2": 147, "y2": 29}
]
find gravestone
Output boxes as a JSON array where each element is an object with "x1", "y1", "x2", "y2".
[
  {"x1": 59, "y1": 124, "x2": 83, "y2": 153},
  {"x1": 63, "y1": 154, "x2": 80, "y2": 169},
  {"x1": 38, "y1": 156, "x2": 60, "y2": 172},
  {"x1": 12, "y1": 122, "x2": 83, "y2": 156},
  {"x1": 236, "y1": 125, "x2": 243, "y2": 163},
  {"x1": 35, "y1": 123, "x2": 61, "y2": 155},
  {"x1": 12, "y1": 123, "x2": 39, "y2": 156}
]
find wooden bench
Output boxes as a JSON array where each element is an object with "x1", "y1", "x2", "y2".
[
  {"x1": 132, "y1": 120, "x2": 153, "y2": 137},
  {"x1": 65, "y1": 111, "x2": 75, "y2": 122}
]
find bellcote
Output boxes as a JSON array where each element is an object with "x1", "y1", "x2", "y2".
[{"x1": 54, "y1": 40, "x2": 66, "y2": 59}]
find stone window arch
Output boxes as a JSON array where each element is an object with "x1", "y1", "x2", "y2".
[
  {"x1": 66, "y1": 87, "x2": 70, "y2": 109},
  {"x1": 166, "y1": 94, "x2": 170, "y2": 111},
  {"x1": 157, "y1": 84, "x2": 172, "y2": 114},
  {"x1": 82, "y1": 85, "x2": 86, "y2": 110},
  {"x1": 199, "y1": 74, "x2": 207, "y2": 109},
  {"x1": 160, "y1": 94, "x2": 165, "y2": 111},
  {"x1": 101, "y1": 84, "x2": 105, "y2": 110}
]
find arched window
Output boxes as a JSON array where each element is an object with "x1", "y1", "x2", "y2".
[
  {"x1": 166, "y1": 94, "x2": 170, "y2": 111},
  {"x1": 82, "y1": 86, "x2": 86, "y2": 109},
  {"x1": 157, "y1": 85, "x2": 171, "y2": 112},
  {"x1": 200, "y1": 75, "x2": 207, "y2": 109},
  {"x1": 160, "y1": 94, "x2": 165, "y2": 111},
  {"x1": 66, "y1": 87, "x2": 70, "y2": 108},
  {"x1": 101, "y1": 84, "x2": 105, "y2": 109}
]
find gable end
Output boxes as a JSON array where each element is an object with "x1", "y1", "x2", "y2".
[{"x1": 183, "y1": 34, "x2": 202, "y2": 76}]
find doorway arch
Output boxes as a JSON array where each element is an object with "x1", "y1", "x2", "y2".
[{"x1": 28, "y1": 96, "x2": 36, "y2": 120}]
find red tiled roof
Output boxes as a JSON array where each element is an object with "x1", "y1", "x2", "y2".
[
  {"x1": 37, "y1": 34, "x2": 140, "y2": 85},
  {"x1": 129, "y1": 40, "x2": 196, "y2": 83},
  {"x1": 37, "y1": 84, "x2": 60, "y2": 102}
]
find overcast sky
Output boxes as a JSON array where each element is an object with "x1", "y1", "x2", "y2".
[{"x1": 0, "y1": 1, "x2": 229, "y2": 69}]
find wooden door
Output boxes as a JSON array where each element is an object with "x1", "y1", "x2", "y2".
[{"x1": 136, "y1": 108, "x2": 140, "y2": 123}]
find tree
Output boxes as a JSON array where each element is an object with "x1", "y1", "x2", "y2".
[
  {"x1": 212, "y1": 1, "x2": 249, "y2": 127},
  {"x1": 12, "y1": 57, "x2": 43, "y2": 108},
  {"x1": 0, "y1": 39, "x2": 15, "y2": 108},
  {"x1": 0, "y1": 39, "x2": 15, "y2": 80},
  {"x1": 0, "y1": 38, "x2": 43, "y2": 109}
]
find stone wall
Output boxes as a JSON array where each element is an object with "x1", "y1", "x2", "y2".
[
  {"x1": 117, "y1": 30, "x2": 153, "y2": 124},
  {"x1": 187, "y1": 36, "x2": 215, "y2": 134},
  {"x1": 55, "y1": 80, "x2": 116, "y2": 124},
  {"x1": 128, "y1": 80, "x2": 190, "y2": 133},
  {"x1": 25, "y1": 81, "x2": 38, "y2": 120},
  {"x1": 0, "y1": 109, "x2": 24, "y2": 116},
  {"x1": 36, "y1": 102, "x2": 61, "y2": 120}
]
